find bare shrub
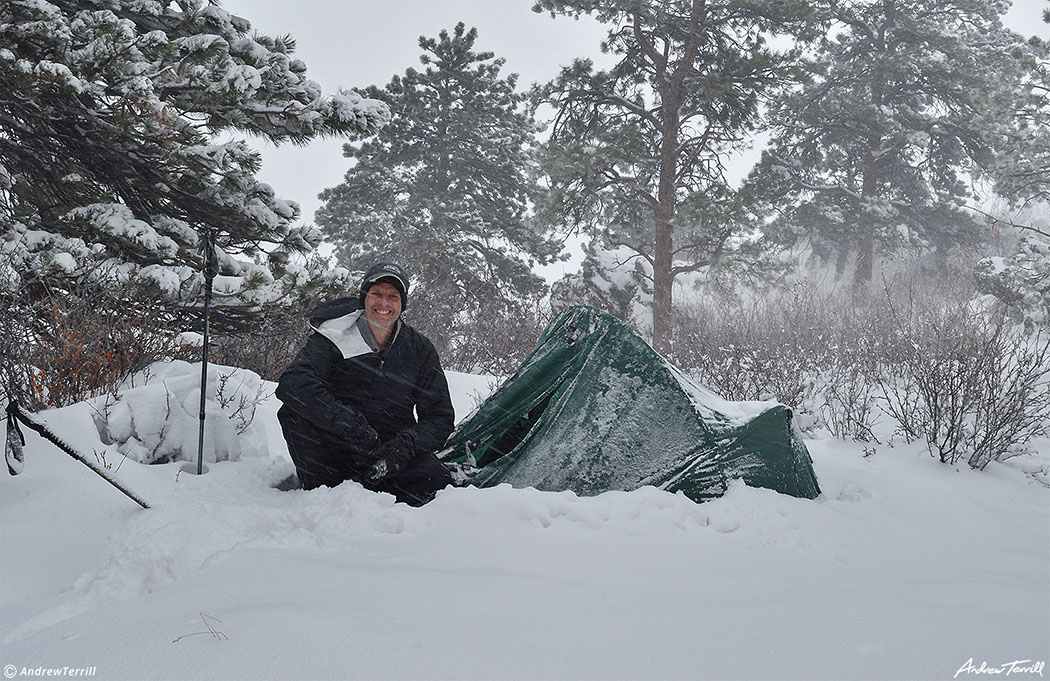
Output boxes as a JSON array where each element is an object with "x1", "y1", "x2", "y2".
[
  {"x1": 673, "y1": 266, "x2": 1050, "y2": 470},
  {"x1": 2, "y1": 287, "x2": 195, "y2": 410},
  {"x1": 416, "y1": 302, "x2": 553, "y2": 377},
  {"x1": 818, "y1": 364, "x2": 882, "y2": 441},
  {"x1": 811, "y1": 294, "x2": 894, "y2": 441},
  {"x1": 818, "y1": 349, "x2": 882, "y2": 441},
  {"x1": 215, "y1": 368, "x2": 272, "y2": 434},
  {"x1": 209, "y1": 306, "x2": 313, "y2": 381},
  {"x1": 670, "y1": 284, "x2": 835, "y2": 420},
  {"x1": 0, "y1": 292, "x2": 33, "y2": 407},
  {"x1": 671, "y1": 285, "x2": 886, "y2": 439},
  {"x1": 965, "y1": 332, "x2": 1050, "y2": 469},
  {"x1": 878, "y1": 302, "x2": 1050, "y2": 468}
]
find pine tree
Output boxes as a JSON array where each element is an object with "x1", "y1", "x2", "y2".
[
  {"x1": 752, "y1": 0, "x2": 1037, "y2": 286},
  {"x1": 316, "y1": 23, "x2": 562, "y2": 371},
  {"x1": 975, "y1": 234, "x2": 1050, "y2": 333},
  {"x1": 992, "y1": 26, "x2": 1050, "y2": 209},
  {"x1": 531, "y1": 0, "x2": 821, "y2": 352},
  {"x1": 0, "y1": 0, "x2": 389, "y2": 314}
]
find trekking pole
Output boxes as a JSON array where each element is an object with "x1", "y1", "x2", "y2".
[
  {"x1": 5, "y1": 402, "x2": 150, "y2": 509},
  {"x1": 192, "y1": 228, "x2": 219, "y2": 476}
]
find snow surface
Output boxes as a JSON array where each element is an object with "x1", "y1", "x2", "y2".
[{"x1": 1, "y1": 363, "x2": 1048, "y2": 681}]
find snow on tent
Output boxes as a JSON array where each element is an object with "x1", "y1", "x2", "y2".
[{"x1": 441, "y1": 306, "x2": 820, "y2": 502}]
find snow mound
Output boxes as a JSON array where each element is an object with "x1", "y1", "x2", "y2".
[{"x1": 89, "y1": 361, "x2": 270, "y2": 465}]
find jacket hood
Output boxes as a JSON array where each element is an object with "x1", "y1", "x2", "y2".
[{"x1": 309, "y1": 297, "x2": 363, "y2": 325}]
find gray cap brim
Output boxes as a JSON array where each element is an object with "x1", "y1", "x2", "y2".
[{"x1": 364, "y1": 273, "x2": 407, "y2": 294}]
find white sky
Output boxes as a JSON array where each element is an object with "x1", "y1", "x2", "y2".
[{"x1": 218, "y1": 0, "x2": 1050, "y2": 236}]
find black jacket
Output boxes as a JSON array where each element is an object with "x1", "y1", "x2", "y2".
[{"x1": 275, "y1": 298, "x2": 455, "y2": 458}]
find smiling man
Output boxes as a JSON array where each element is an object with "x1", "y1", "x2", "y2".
[{"x1": 275, "y1": 262, "x2": 455, "y2": 505}]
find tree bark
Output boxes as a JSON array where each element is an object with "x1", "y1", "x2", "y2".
[
  {"x1": 852, "y1": 0, "x2": 893, "y2": 290},
  {"x1": 650, "y1": 0, "x2": 704, "y2": 354},
  {"x1": 853, "y1": 168, "x2": 877, "y2": 288},
  {"x1": 652, "y1": 146, "x2": 675, "y2": 353}
]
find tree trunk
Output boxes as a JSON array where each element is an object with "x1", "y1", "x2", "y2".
[
  {"x1": 853, "y1": 167, "x2": 877, "y2": 289},
  {"x1": 649, "y1": 0, "x2": 703, "y2": 354},
  {"x1": 652, "y1": 101, "x2": 680, "y2": 354},
  {"x1": 834, "y1": 245, "x2": 850, "y2": 281},
  {"x1": 652, "y1": 196, "x2": 674, "y2": 354},
  {"x1": 853, "y1": 9, "x2": 889, "y2": 290}
]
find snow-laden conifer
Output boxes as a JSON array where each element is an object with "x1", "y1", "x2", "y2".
[{"x1": 0, "y1": 0, "x2": 389, "y2": 311}]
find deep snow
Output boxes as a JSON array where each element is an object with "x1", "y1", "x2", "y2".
[{"x1": 1, "y1": 363, "x2": 1047, "y2": 681}]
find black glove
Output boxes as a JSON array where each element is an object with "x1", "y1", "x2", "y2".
[
  {"x1": 366, "y1": 434, "x2": 415, "y2": 483},
  {"x1": 341, "y1": 414, "x2": 381, "y2": 453}
]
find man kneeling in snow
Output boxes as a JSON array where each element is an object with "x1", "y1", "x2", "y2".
[{"x1": 275, "y1": 262, "x2": 455, "y2": 505}]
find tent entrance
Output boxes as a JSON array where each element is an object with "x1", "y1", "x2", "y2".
[{"x1": 474, "y1": 391, "x2": 554, "y2": 469}]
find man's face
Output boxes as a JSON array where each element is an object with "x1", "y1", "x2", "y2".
[{"x1": 364, "y1": 281, "x2": 402, "y2": 331}]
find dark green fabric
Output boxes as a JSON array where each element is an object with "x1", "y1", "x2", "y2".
[{"x1": 441, "y1": 306, "x2": 820, "y2": 502}]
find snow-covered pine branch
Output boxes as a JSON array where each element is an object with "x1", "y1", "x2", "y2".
[{"x1": 0, "y1": 0, "x2": 389, "y2": 313}]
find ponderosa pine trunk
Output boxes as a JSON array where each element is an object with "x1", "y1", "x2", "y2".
[{"x1": 649, "y1": 0, "x2": 703, "y2": 354}]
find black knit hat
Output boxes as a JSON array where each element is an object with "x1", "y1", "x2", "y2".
[{"x1": 360, "y1": 261, "x2": 410, "y2": 309}]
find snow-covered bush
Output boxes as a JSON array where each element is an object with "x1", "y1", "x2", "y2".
[
  {"x1": 877, "y1": 305, "x2": 1050, "y2": 469},
  {"x1": 814, "y1": 306, "x2": 885, "y2": 442},
  {"x1": 90, "y1": 362, "x2": 270, "y2": 465},
  {"x1": 551, "y1": 242, "x2": 647, "y2": 323},
  {"x1": 974, "y1": 234, "x2": 1050, "y2": 333}
]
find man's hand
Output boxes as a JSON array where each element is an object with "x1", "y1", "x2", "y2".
[
  {"x1": 365, "y1": 434, "x2": 414, "y2": 483},
  {"x1": 341, "y1": 415, "x2": 381, "y2": 453},
  {"x1": 366, "y1": 457, "x2": 391, "y2": 482}
]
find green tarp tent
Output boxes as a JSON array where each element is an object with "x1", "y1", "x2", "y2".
[{"x1": 441, "y1": 305, "x2": 820, "y2": 502}]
